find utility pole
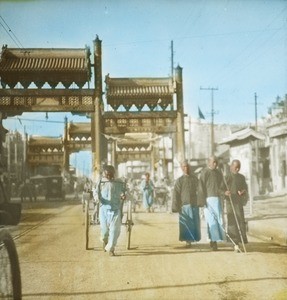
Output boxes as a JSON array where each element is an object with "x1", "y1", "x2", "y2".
[
  {"x1": 254, "y1": 92, "x2": 258, "y2": 130},
  {"x1": 200, "y1": 86, "x2": 218, "y2": 156},
  {"x1": 171, "y1": 40, "x2": 174, "y2": 81},
  {"x1": 254, "y1": 92, "x2": 260, "y2": 202}
]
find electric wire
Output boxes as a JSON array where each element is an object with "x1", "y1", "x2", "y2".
[
  {"x1": 0, "y1": 15, "x2": 24, "y2": 49},
  {"x1": 205, "y1": 6, "x2": 287, "y2": 87},
  {"x1": 11, "y1": 117, "x2": 65, "y2": 124}
]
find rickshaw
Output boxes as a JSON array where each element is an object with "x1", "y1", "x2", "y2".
[
  {"x1": 44, "y1": 176, "x2": 65, "y2": 201},
  {"x1": 0, "y1": 176, "x2": 21, "y2": 226},
  {"x1": 154, "y1": 186, "x2": 169, "y2": 212},
  {"x1": 84, "y1": 185, "x2": 133, "y2": 251},
  {"x1": 30, "y1": 175, "x2": 65, "y2": 201}
]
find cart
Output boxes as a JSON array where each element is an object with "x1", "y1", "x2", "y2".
[
  {"x1": 122, "y1": 196, "x2": 134, "y2": 250},
  {"x1": 84, "y1": 192, "x2": 99, "y2": 250},
  {"x1": 0, "y1": 228, "x2": 22, "y2": 299},
  {"x1": 44, "y1": 176, "x2": 65, "y2": 201},
  {"x1": 154, "y1": 186, "x2": 169, "y2": 212},
  {"x1": 84, "y1": 194, "x2": 133, "y2": 251}
]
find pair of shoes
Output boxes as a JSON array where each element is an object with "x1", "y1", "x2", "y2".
[
  {"x1": 210, "y1": 241, "x2": 218, "y2": 251},
  {"x1": 109, "y1": 250, "x2": 115, "y2": 257},
  {"x1": 185, "y1": 242, "x2": 192, "y2": 248},
  {"x1": 234, "y1": 245, "x2": 240, "y2": 253}
]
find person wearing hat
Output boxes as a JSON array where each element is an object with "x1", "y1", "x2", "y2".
[{"x1": 93, "y1": 165, "x2": 126, "y2": 256}]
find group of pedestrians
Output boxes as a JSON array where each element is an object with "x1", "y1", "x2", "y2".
[
  {"x1": 172, "y1": 156, "x2": 248, "y2": 253},
  {"x1": 91, "y1": 156, "x2": 249, "y2": 257}
]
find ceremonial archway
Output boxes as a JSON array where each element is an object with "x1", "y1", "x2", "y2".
[{"x1": 0, "y1": 36, "x2": 186, "y2": 181}]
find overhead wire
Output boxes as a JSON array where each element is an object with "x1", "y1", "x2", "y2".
[
  {"x1": 206, "y1": 6, "x2": 287, "y2": 87},
  {"x1": 11, "y1": 117, "x2": 65, "y2": 124},
  {"x1": 0, "y1": 15, "x2": 24, "y2": 48}
]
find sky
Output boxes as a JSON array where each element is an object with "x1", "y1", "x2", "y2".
[{"x1": 0, "y1": 0, "x2": 286, "y2": 175}]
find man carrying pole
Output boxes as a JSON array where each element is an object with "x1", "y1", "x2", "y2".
[{"x1": 222, "y1": 159, "x2": 248, "y2": 253}]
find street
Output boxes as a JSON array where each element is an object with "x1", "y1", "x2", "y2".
[{"x1": 9, "y1": 200, "x2": 287, "y2": 300}]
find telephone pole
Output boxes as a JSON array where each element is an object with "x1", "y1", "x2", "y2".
[
  {"x1": 254, "y1": 92, "x2": 258, "y2": 130},
  {"x1": 200, "y1": 86, "x2": 218, "y2": 156},
  {"x1": 171, "y1": 40, "x2": 174, "y2": 82}
]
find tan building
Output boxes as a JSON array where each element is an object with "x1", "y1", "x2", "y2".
[{"x1": 265, "y1": 95, "x2": 287, "y2": 194}]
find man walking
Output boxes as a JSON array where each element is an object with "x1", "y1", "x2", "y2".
[
  {"x1": 140, "y1": 172, "x2": 155, "y2": 212},
  {"x1": 198, "y1": 156, "x2": 225, "y2": 251},
  {"x1": 93, "y1": 165, "x2": 126, "y2": 256},
  {"x1": 223, "y1": 159, "x2": 248, "y2": 252},
  {"x1": 172, "y1": 160, "x2": 201, "y2": 247}
]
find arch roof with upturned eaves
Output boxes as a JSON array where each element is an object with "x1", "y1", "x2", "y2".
[
  {"x1": 28, "y1": 136, "x2": 63, "y2": 146},
  {"x1": 105, "y1": 75, "x2": 174, "y2": 111},
  {"x1": 0, "y1": 45, "x2": 91, "y2": 89}
]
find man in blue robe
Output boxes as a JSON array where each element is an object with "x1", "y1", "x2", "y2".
[
  {"x1": 140, "y1": 172, "x2": 155, "y2": 212},
  {"x1": 172, "y1": 160, "x2": 201, "y2": 247},
  {"x1": 198, "y1": 156, "x2": 225, "y2": 251}
]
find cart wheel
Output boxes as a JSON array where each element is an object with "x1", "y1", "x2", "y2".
[
  {"x1": 0, "y1": 211, "x2": 13, "y2": 225},
  {"x1": 0, "y1": 229, "x2": 22, "y2": 299},
  {"x1": 95, "y1": 202, "x2": 100, "y2": 225},
  {"x1": 126, "y1": 200, "x2": 133, "y2": 250},
  {"x1": 84, "y1": 200, "x2": 89, "y2": 250},
  {"x1": 133, "y1": 201, "x2": 136, "y2": 213}
]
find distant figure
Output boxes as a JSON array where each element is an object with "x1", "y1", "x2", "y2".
[
  {"x1": 19, "y1": 180, "x2": 36, "y2": 202},
  {"x1": 261, "y1": 158, "x2": 272, "y2": 195},
  {"x1": 82, "y1": 178, "x2": 93, "y2": 212},
  {"x1": 73, "y1": 180, "x2": 81, "y2": 201},
  {"x1": 93, "y1": 165, "x2": 126, "y2": 256},
  {"x1": 140, "y1": 172, "x2": 155, "y2": 212},
  {"x1": 223, "y1": 159, "x2": 248, "y2": 252},
  {"x1": 198, "y1": 156, "x2": 225, "y2": 251},
  {"x1": 172, "y1": 160, "x2": 201, "y2": 247}
]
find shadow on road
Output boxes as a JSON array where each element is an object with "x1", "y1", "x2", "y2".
[
  {"x1": 21, "y1": 276, "x2": 287, "y2": 298},
  {"x1": 116, "y1": 242, "x2": 287, "y2": 257}
]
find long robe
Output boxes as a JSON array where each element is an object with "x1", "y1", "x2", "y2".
[
  {"x1": 198, "y1": 167, "x2": 225, "y2": 242},
  {"x1": 140, "y1": 179, "x2": 155, "y2": 209},
  {"x1": 172, "y1": 174, "x2": 201, "y2": 242},
  {"x1": 225, "y1": 173, "x2": 248, "y2": 244}
]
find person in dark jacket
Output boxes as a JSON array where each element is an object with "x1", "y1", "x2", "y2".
[
  {"x1": 172, "y1": 160, "x2": 201, "y2": 247},
  {"x1": 223, "y1": 159, "x2": 248, "y2": 252}
]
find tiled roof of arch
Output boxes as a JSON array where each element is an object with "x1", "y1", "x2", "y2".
[
  {"x1": 28, "y1": 136, "x2": 63, "y2": 146},
  {"x1": 0, "y1": 46, "x2": 91, "y2": 88},
  {"x1": 105, "y1": 76, "x2": 174, "y2": 110},
  {"x1": 68, "y1": 122, "x2": 91, "y2": 134},
  {"x1": 105, "y1": 76, "x2": 174, "y2": 99}
]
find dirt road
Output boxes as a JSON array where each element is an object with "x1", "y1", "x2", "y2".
[{"x1": 10, "y1": 201, "x2": 287, "y2": 299}]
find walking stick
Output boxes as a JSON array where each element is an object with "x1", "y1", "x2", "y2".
[{"x1": 221, "y1": 172, "x2": 247, "y2": 253}]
